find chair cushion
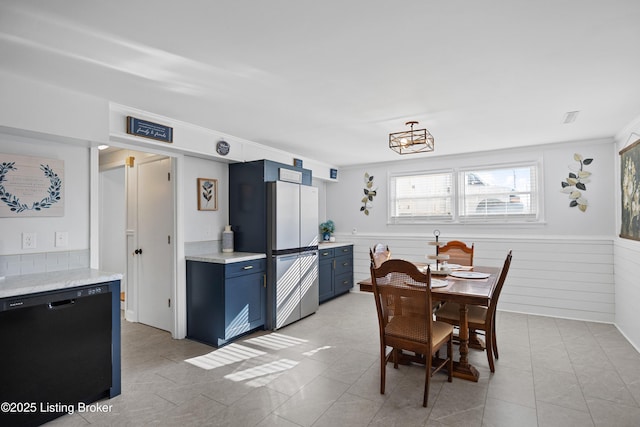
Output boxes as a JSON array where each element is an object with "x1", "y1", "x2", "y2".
[
  {"x1": 436, "y1": 303, "x2": 487, "y2": 326},
  {"x1": 385, "y1": 316, "x2": 453, "y2": 349}
]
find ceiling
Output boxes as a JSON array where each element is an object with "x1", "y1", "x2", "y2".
[{"x1": 1, "y1": 1, "x2": 639, "y2": 166}]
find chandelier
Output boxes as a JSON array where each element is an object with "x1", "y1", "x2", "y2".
[{"x1": 389, "y1": 121, "x2": 434, "y2": 154}]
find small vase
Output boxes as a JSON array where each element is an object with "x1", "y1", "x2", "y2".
[
  {"x1": 322, "y1": 232, "x2": 331, "y2": 241},
  {"x1": 222, "y1": 225, "x2": 234, "y2": 253}
]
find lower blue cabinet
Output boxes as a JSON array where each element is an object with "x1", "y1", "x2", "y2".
[
  {"x1": 187, "y1": 259, "x2": 266, "y2": 347},
  {"x1": 319, "y1": 245, "x2": 354, "y2": 303}
]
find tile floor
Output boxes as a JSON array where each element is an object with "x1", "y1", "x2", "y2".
[{"x1": 50, "y1": 291, "x2": 640, "y2": 426}]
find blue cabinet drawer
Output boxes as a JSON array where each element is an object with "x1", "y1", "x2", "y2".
[
  {"x1": 225, "y1": 259, "x2": 266, "y2": 278},
  {"x1": 335, "y1": 254, "x2": 352, "y2": 276},
  {"x1": 318, "y1": 248, "x2": 335, "y2": 259},
  {"x1": 335, "y1": 245, "x2": 353, "y2": 256},
  {"x1": 335, "y1": 272, "x2": 353, "y2": 295}
]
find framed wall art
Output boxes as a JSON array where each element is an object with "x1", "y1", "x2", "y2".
[
  {"x1": 197, "y1": 178, "x2": 218, "y2": 211},
  {"x1": 620, "y1": 139, "x2": 640, "y2": 241},
  {"x1": 0, "y1": 153, "x2": 64, "y2": 217}
]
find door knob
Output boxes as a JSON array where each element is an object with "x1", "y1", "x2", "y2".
[{"x1": 133, "y1": 248, "x2": 142, "y2": 255}]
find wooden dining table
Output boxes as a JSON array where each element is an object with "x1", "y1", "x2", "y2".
[{"x1": 420, "y1": 264, "x2": 501, "y2": 382}]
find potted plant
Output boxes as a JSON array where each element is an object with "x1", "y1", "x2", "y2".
[{"x1": 319, "y1": 220, "x2": 335, "y2": 241}]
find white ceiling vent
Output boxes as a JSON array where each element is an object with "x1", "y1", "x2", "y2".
[{"x1": 563, "y1": 111, "x2": 580, "y2": 124}]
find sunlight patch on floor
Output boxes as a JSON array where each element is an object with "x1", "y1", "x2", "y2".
[
  {"x1": 224, "y1": 359, "x2": 299, "y2": 383},
  {"x1": 243, "y1": 332, "x2": 308, "y2": 350},
  {"x1": 185, "y1": 343, "x2": 266, "y2": 370}
]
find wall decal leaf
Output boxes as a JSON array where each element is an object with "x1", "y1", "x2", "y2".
[
  {"x1": 360, "y1": 172, "x2": 377, "y2": 215},
  {"x1": 561, "y1": 153, "x2": 593, "y2": 212}
]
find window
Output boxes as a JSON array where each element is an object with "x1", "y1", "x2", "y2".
[
  {"x1": 389, "y1": 171, "x2": 453, "y2": 222},
  {"x1": 459, "y1": 164, "x2": 538, "y2": 220},
  {"x1": 388, "y1": 162, "x2": 540, "y2": 224}
]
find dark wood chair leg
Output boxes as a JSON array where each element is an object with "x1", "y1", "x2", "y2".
[
  {"x1": 447, "y1": 338, "x2": 453, "y2": 382},
  {"x1": 492, "y1": 322, "x2": 499, "y2": 359},
  {"x1": 486, "y1": 320, "x2": 495, "y2": 373},
  {"x1": 423, "y1": 354, "x2": 431, "y2": 407},
  {"x1": 380, "y1": 345, "x2": 386, "y2": 394}
]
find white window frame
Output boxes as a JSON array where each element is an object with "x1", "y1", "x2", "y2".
[
  {"x1": 388, "y1": 169, "x2": 455, "y2": 224},
  {"x1": 457, "y1": 162, "x2": 540, "y2": 223},
  {"x1": 387, "y1": 160, "x2": 543, "y2": 225}
]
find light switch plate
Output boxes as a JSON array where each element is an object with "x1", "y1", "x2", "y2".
[
  {"x1": 55, "y1": 231, "x2": 68, "y2": 247},
  {"x1": 22, "y1": 232, "x2": 37, "y2": 249}
]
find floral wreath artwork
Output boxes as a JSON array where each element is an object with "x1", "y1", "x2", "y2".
[
  {"x1": 560, "y1": 153, "x2": 593, "y2": 212},
  {"x1": 360, "y1": 172, "x2": 377, "y2": 215},
  {"x1": 0, "y1": 155, "x2": 64, "y2": 217}
]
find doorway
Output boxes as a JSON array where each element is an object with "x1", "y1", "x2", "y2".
[
  {"x1": 98, "y1": 150, "x2": 175, "y2": 334},
  {"x1": 136, "y1": 156, "x2": 174, "y2": 332}
]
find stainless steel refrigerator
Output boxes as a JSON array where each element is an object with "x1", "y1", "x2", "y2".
[{"x1": 267, "y1": 180, "x2": 319, "y2": 329}]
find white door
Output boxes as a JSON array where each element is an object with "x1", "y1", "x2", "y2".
[{"x1": 136, "y1": 157, "x2": 174, "y2": 332}]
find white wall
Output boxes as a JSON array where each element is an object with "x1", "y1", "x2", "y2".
[
  {"x1": 0, "y1": 71, "x2": 108, "y2": 143},
  {"x1": 614, "y1": 116, "x2": 640, "y2": 350},
  {"x1": 326, "y1": 138, "x2": 615, "y2": 237},
  {"x1": 0, "y1": 133, "x2": 91, "y2": 254},
  {"x1": 108, "y1": 103, "x2": 339, "y2": 183},
  {"x1": 326, "y1": 138, "x2": 617, "y2": 322},
  {"x1": 99, "y1": 166, "x2": 126, "y2": 274},
  {"x1": 182, "y1": 156, "x2": 229, "y2": 243}
]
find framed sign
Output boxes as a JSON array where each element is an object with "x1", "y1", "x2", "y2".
[
  {"x1": 620, "y1": 139, "x2": 640, "y2": 240},
  {"x1": 197, "y1": 178, "x2": 218, "y2": 211},
  {"x1": 0, "y1": 153, "x2": 64, "y2": 217},
  {"x1": 126, "y1": 116, "x2": 173, "y2": 143}
]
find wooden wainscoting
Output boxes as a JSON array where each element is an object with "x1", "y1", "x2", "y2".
[{"x1": 342, "y1": 233, "x2": 614, "y2": 323}]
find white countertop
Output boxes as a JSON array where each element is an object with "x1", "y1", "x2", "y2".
[
  {"x1": 318, "y1": 242, "x2": 353, "y2": 249},
  {"x1": 0, "y1": 268, "x2": 123, "y2": 299},
  {"x1": 186, "y1": 252, "x2": 267, "y2": 264}
]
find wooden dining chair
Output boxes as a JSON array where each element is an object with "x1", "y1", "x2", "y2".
[
  {"x1": 434, "y1": 250, "x2": 512, "y2": 373},
  {"x1": 438, "y1": 240, "x2": 474, "y2": 266},
  {"x1": 369, "y1": 243, "x2": 391, "y2": 268},
  {"x1": 370, "y1": 259, "x2": 453, "y2": 407}
]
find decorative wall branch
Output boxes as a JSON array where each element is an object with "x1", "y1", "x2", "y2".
[
  {"x1": 560, "y1": 153, "x2": 593, "y2": 212},
  {"x1": 360, "y1": 172, "x2": 377, "y2": 215}
]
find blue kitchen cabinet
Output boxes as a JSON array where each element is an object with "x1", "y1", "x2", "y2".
[
  {"x1": 318, "y1": 245, "x2": 354, "y2": 303},
  {"x1": 186, "y1": 258, "x2": 266, "y2": 347}
]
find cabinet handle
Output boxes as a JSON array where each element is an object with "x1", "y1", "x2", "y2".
[
  {"x1": 333, "y1": 260, "x2": 336, "y2": 269},
  {"x1": 263, "y1": 274, "x2": 266, "y2": 288},
  {"x1": 343, "y1": 280, "x2": 349, "y2": 285},
  {"x1": 243, "y1": 265, "x2": 254, "y2": 270},
  {"x1": 343, "y1": 262, "x2": 349, "y2": 266},
  {"x1": 322, "y1": 252, "x2": 330, "y2": 256}
]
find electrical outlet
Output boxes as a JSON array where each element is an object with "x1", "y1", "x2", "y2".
[
  {"x1": 55, "y1": 231, "x2": 68, "y2": 247},
  {"x1": 22, "y1": 232, "x2": 37, "y2": 249},
  {"x1": 352, "y1": 228, "x2": 357, "y2": 234}
]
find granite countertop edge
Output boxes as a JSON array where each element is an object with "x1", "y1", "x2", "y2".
[
  {"x1": 318, "y1": 242, "x2": 353, "y2": 249},
  {"x1": 0, "y1": 268, "x2": 123, "y2": 299},
  {"x1": 186, "y1": 252, "x2": 267, "y2": 264}
]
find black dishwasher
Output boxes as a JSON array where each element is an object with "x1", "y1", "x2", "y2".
[{"x1": 0, "y1": 284, "x2": 112, "y2": 427}]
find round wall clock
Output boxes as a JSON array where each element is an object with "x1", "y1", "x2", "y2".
[{"x1": 216, "y1": 140, "x2": 230, "y2": 156}]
